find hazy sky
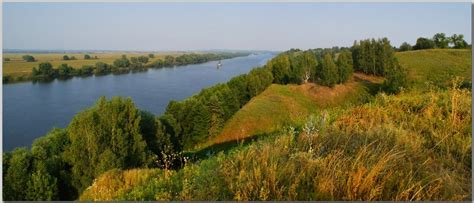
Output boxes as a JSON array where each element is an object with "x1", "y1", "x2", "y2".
[{"x1": 3, "y1": 3, "x2": 471, "y2": 51}]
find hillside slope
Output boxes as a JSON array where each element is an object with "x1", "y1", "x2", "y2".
[
  {"x1": 194, "y1": 49, "x2": 471, "y2": 151},
  {"x1": 193, "y1": 73, "x2": 381, "y2": 151},
  {"x1": 395, "y1": 49, "x2": 471, "y2": 89},
  {"x1": 81, "y1": 84, "x2": 472, "y2": 201}
]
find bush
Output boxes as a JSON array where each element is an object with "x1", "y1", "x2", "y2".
[{"x1": 22, "y1": 55, "x2": 35, "y2": 62}]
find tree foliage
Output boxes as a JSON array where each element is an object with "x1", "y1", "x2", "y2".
[
  {"x1": 22, "y1": 55, "x2": 35, "y2": 62},
  {"x1": 64, "y1": 97, "x2": 150, "y2": 192},
  {"x1": 352, "y1": 38, "x2": 397, "y2": 76},
  {"x1": 399, "y1": 42, "x2": 412, "y2": 52},
  {"x1": 336, "y1": 50, "x2": 353, "y2": 84},
  {"x1": 433, "y1": 33, "x2": 449, "y2": 48},
  {"x1": 319, "y1": 54, "x2": 338, "y2": 87},
  {"x1": 413, "y1": 37, "x2": 436, "y2": 50},
  {"x1": 382, "y1": 58, "x2": 408, "y2": 94}
]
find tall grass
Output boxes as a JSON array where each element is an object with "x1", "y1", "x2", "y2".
[{"x1": 81, "y1": 79, "x2": 471, "y2": 201}]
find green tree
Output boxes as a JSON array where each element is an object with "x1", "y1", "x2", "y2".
[
  {"x1": 4, "y1": 148, "x2": 32, "y2": 200},
  {"x1": 138, "y1": 56, "x2": 149, "y2": 64},
  {"x1": 31, "y1": 128, "x2": 76, "y2": 200},
  {"x1": 399, "y1": 42, "x2": 413, "y2": 52},
  {"x1": 413, "y1": 37, "x2": 435, "y2": 50},
  {"x1": 319, "y1": 54, "x2": 338, "y2": 87},
  {"x1": 301, "y1": 51, "x2": 318, "y2": 83},
  {"x1": 382, "y1": 58, "x2": 407, "y2": 94},
  {"x1": 227, "y1": 74, "x2": 250, "y2": 107},
  {"x1": 336, "y1": 50, "x2": 353, "y2": 83},
  {"x1": 84, "y1": 54, "x2": 91, "y2": 60},
  {"x1": 32, "y1": 62, "x2": 56, "y2": 79},
  {"x1": 247, "y1": 67, "x2": 273, "y2": 97},
  {"x1": 148, "y1": 53, "x2": 155, "y2": 58},
  {"x1": 26, "y1": 165, "x2": 59, "y2": 201},
  {"x1": 57, "y1": 64, "x2": 74, "y2": 78},
  {"x1": 64, "y1": 97, "x2": 149, "y2": 193},
  {"x1": 22, "y1": 55, "x2": 35, "y2": 62},
  {"x1": 449, "y1": 34, "x2": 468, "y2": 49},
  {"x1": 113, "y1": 55, "x2": 131, "y2": 68},
  {"x1": 164, "y1": 55, "x2": 175, "y2": 66},
  {"x1": 267, "y1": 55, "x2": 290, "y2": 84},
  {"x1": 433, "y1": 33, "x2": 449, "y2": 48},
  {"x1": 79, "y1": 65, "x2": 94, "y2": 76},
  {"x1": 63, "y1": 55, "x2": 70, "y2": 60},
  {"x1": 206, "y1": 95, "x2": 225, "y2": 137},
  {"x1": 95, "y1": 62, "x2": 110, "y2": 75}
]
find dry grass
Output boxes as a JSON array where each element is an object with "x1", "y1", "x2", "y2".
[
  {"x1": 81, "y1": 80, "x2": 471, "y2": 201},
  {"x1": 79, "y1": 168, "x2": 161, "y2": 201}
]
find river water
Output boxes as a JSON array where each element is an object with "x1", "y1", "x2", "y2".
[{"x1": 3, "y1": 53, "x2": 275, "y2": 150}]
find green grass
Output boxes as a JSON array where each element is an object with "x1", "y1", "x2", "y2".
[
  {"x1": 3, "y1": 52, "x2": 182, "y2": 78},
  {"x1": 80, "y1": 83, "x2": 472, "y2": 201},
  {"x1": 192, "y1": 73, "x2": 379, "y2": 151},
  {"x1": 79, "y1": 48, "x2": 472, "y2": 200},
  {"x1": 395, "y1": 49, "x2": 471, "y2": 89}
]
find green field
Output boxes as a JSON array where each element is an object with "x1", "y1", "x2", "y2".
[
  {"x1": 2, "y1": 52, "x2": 183, "y2": 77},
  {"x1": 395, "y1": 49, "x2": 471, "y2": 89}
]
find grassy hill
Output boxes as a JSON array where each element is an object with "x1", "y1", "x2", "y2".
[
  {"x1": 81, "y1": 84, "x2": 472, "y2": 201},
  {"x1": 79, "y1": 48, "x2": 472, "y2": 201},
  {"x1": 192, "y1": 73, "x2": 382, "y2": 151},
  {"x1": 395, "y1": 49, "x2": 471, "y2": 89},
  {"x1": 192, "y1": 49, "x2": 472, "y2": 151}
]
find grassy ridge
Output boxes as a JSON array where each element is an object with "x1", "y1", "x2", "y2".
[
  {"x1": 81, "y1": 83, "x2": 472, "y2": 200},
  {"x1": 193, "y1": 73, "x2": 380, "y2": 151}
]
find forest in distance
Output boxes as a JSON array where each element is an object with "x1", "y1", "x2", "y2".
[{"x1": 3, "y1": 31, "x2": 472, "y2": 201}]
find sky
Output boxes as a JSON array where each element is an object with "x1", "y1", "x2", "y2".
[{"x1": 3, "y1": 3, "x2": 471, "y2": 51}]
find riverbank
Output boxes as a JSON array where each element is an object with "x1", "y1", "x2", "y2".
[{"x1": 3, "y1": 52, "x2": 250, "y2": 84}]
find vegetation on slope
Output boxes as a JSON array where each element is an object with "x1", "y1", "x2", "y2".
[
  {"x1": 3, "y1": 37, "x2": 464, "y2": 201},
  {"x1": 395, "y1": 49, "x2": 471, "y2": 89},
  {"x1": 196, "y1": 73, "x2": 379, "y2": 151},
  {"x1": 81, "y1": 81, "x2": 471, "y2": 201}
]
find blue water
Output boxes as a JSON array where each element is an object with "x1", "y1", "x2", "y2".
[{"x1": 3, "y1": 53, "x2": 275, "y2": 150}]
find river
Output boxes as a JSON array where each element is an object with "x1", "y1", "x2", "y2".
[{"x1": 3, "y1": 53, "x2": 275, "y2": 150}]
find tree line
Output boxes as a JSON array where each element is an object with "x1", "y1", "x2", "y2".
[
  {"x1": 4, "y1": 52, "x2": 248, "y2": 83},
  {"x1": 3, "y1": 37, "x2": 407, "y2": 200},
  {"x1": 398, "y1": 33, "x2": 470, "y2": 51}
]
